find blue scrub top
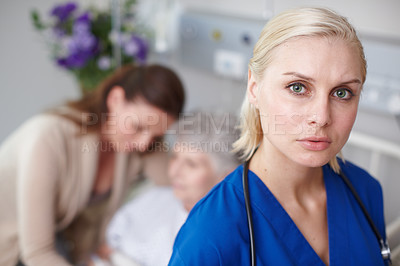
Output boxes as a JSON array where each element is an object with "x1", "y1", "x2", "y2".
[{"x1": 169, "y1": 160, "x2": 387, "y2": 265}]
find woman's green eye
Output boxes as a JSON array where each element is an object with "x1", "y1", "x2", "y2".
[
  {"x1": 289, "y1": 83, "x2": 305, "y2": 93},
  {"x1": 334, "y1": 89, "x2": 350, "y2": 99}
]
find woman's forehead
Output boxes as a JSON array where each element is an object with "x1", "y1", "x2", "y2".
[{"x1": 262, "y1": 36, "x2": 363, "y2": 81}]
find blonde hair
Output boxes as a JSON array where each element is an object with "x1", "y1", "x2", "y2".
[{"x1": 233, "y1": 7, "x2": 367, "y2": 173}]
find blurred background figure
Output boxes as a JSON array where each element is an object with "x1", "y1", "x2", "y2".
[
  {"x1": 93, "y1": 111, "x2": 241, "y2": 266},
  {"x1": 0, "y1": 64, "x2": 185, "y2": 266}
]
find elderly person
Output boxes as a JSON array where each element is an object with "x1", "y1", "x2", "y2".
[
  {"x1": 0, "y1": 64, "x2": 185, "y2": 266},
  {"x1": 169, "y1": 7, "x2": 389, "y2": 266},
  {"x1": 98, "y1": 111, "x2": 241, "y2": 266}
]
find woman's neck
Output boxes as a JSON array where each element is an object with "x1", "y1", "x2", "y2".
[
  {"x1": 249, "y1": 140, "x2": 325, "y2": 205},
  {"x1": 249, "y1": 140, "x2": 329, "y2": 264}
]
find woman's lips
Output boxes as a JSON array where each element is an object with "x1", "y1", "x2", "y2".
[{"x1": 297, "y1": 137, "x2": 332, "y2": 151}]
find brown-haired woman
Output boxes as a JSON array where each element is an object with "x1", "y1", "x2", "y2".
[{"x1": 0, "y1": 64, "x2": 185, "y2": 266}]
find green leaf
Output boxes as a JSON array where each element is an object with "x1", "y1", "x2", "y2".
[
  {"x1": 31, "y1": 10, "x2": 45, "y2": 30},
  {"x1": 91, "y1": 12, "x2": 112, "y2": 45},
  {"x1": 73, "y1": 59, "x2": 115, "y2": 93}
]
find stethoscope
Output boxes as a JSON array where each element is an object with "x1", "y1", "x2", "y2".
[{"x1": 242, "y1": 155, "x2": 392, "y2": 266}]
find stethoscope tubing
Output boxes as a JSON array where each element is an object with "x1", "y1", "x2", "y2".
[
  {"x1": 242, "y1": 159, "x2": 391, "y2": 265},
  {"x1": 243, "y1": 159, "x2": 256, "y2": 266}
]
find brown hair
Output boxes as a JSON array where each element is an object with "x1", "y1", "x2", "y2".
[{"x1": 58, "y1": 64, "x2": 185, "y2": 133}]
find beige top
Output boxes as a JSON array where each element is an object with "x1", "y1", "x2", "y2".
[{"x1": 0, "y1": 112, "x2": 169, "y2": 266}]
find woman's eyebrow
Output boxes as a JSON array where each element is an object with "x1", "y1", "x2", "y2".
[
  {"x1": 283, "y1": 71, "x2": 362, "y2": 85},
  {"x1": 339, "y1": 78, "x2": 362, "y2": 85},
  {"x1": 283, "y1": 72, "x2": 315, "y2": 82}
]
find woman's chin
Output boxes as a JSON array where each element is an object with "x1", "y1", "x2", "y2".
[{"x1": 294, "y1": 154, "x2": 333, "y2": 169}]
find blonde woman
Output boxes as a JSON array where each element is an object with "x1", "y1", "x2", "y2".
[{"x1": 169, "y1": 8, "x2": 389, "y2": 266}]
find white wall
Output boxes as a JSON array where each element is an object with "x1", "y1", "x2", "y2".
[
  {"x1": 273, "y1": 0, "x2": 400, "y2": 40},
  {"x1": 0, "y1": 0, "x2": 111, "y2": 143},
  {"x1": 182, "y1": 0, "x2": 400, "y2": 40},
  {"x1": 0, "y1": 0, "x2": 79, "y2": 142}
]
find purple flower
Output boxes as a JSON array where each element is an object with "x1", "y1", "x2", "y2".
[
  {"x1": 73, "y1": 21, "x2": 90, "y2": 35},
  {"x1": 57, "y1": 53, "x2": 88, "y2": 68},
  {"x1": 76, "y1": 11, "x2": 91, "y2": 23},
  {"x1": 43, "y1": 2, "x2": 148, "y2": 71},
  {"x1": 54, "y1": 9, "x2": 100, "y2": 70},
  {"x1": 50, "y1": 2, "x2": 77, "y2": 22},
  {"x1": 97, "y1": 56, "x2": 111, "y2": 70},
  {"x1": 73, "y1": 12, "x2": 92, "y2": 35},
  {"x1": 68, "y1": 33, "x2": 97, "y2": 53},
  {"x1": 123, "y1": 40, "x2": 139, "y2": 56},
  {"x1": 56, "y1": 31, "x2": 99, "y2": 69},
  {"x1": 57, "y1": 44, "x2": 97, "y2": 68},
  {"x1": 52, "y1": 27, "x2": 66, "y2": 38},
  {"x1": 123, "y1": 35, "x2": 148, "y2": 64}
]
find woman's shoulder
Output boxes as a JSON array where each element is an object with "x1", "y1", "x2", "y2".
[
  {"x1": 17, "y1": 110, "x2": 82, "y2": 139},
  {"x1": 188, "y1": 165, "x2": 244, "y2": 217},
  {"x1": 173, "y1": 166, "x2": 245, "y2": 243},
  {"x1": 170, "y1": 166, "x2": 250, "y2": 264},
  {"x1": 1, "y1": 113, "x2": 69, "y2": 148},
  {"x1": 1, "y1": 109, "x2": 96, "y2": 162},
  {"x1": 338, "y1": 158, "x2": 382, "y2": 195},
  {"x1": 336, "y1": 158, "x2": 385, "y2": 231}
]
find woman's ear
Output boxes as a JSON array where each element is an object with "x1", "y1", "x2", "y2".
[
  {"x1": 247, "y1": 70, "x2": 259, "y2": 108},
  {"x1": 106, "y1": 86, "x2": 126, "y2": 113}
]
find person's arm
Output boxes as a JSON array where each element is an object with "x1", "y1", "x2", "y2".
[{"x1": 16, "y1": 119, "x2": 71, "y2": 265}]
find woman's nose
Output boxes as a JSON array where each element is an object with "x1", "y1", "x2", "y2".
[{"x1": 307, "y1": 96, "x2": 332, "y2": 127}]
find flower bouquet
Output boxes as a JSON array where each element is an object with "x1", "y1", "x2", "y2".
[{"x1": 31, "y1": 0, "x2": 149, "y2": 93}]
